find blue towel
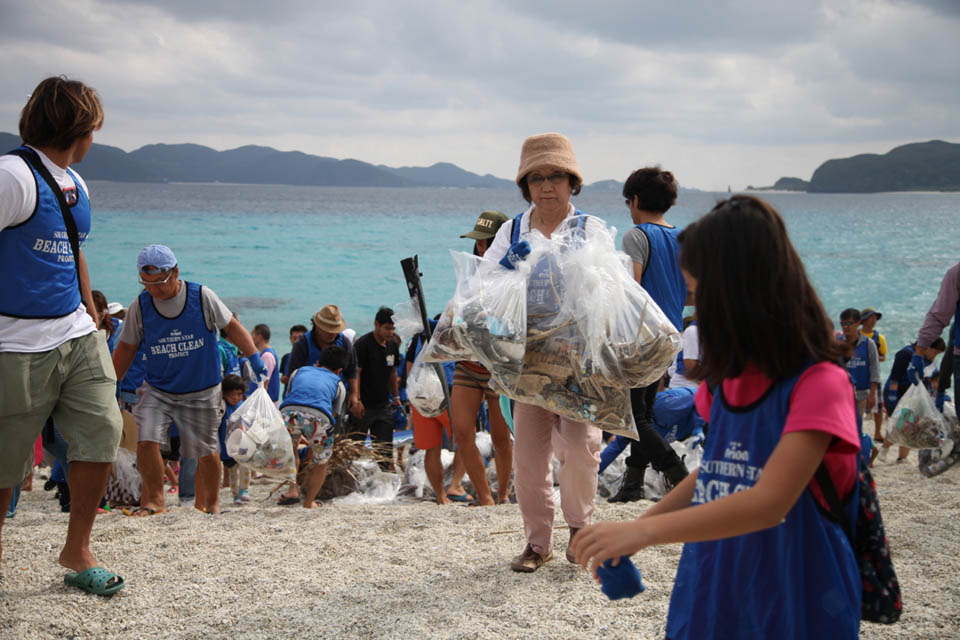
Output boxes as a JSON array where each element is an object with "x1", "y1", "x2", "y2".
[{"x1": 597, "y1": 556, "x2": 646, "y2": 600}]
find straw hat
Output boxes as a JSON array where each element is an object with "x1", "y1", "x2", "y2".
[
  {"x1": 312, "y1": 304, "x2": 347, "y2": 333},
  {"x1": 516, "y1": 133, "x2": 583, "y2": 185}
]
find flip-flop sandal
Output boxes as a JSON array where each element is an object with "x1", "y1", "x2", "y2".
[
  {"x1": 63, "y1": 566, "x2": 125, "y2": 596},
  {"x1": 277, "y1": 496, "x2": 301, "y2": 506},
  {"x1": 121, "y1": 507, "x2": 159, "y2": 517},
  {"x1": 446, "y1": 493, "x2": 473, "y2": 503}
]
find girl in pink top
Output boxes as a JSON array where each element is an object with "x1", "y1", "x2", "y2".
[{"x1": 573, "y1": 195, "x2": 861, "y2": 639}]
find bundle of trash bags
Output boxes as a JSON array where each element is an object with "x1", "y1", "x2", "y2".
[
  {"x1": 885, "y1": 382, "x2": 946, "y2": 449},
  {"x1": 422, "y1": 215, "x2": 680, "y2": 438},
  {"x1": 225, "y1": 385, "x2": 298, "y2": 480}
]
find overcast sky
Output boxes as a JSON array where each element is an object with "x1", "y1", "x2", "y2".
[{"x1": 1, "y1": 0, "x2": 958, "y2": 190}]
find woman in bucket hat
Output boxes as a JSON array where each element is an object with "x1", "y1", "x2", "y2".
[{"x1": 483, "y1": 133, "x2": 606, "y2": 572}]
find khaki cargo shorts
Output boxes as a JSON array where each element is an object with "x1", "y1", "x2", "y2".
[{"x1": 0, "y1": 331, "x2": 122, "y2": 487}]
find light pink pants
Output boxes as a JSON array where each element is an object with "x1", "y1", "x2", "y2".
[{"x1": 512, "y1": 402, "x2": 603, "y2": 556}]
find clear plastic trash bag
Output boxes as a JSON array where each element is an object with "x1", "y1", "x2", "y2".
[
  {"x1": 489, "y1": 319, "x2": 640, "y2": 438},
  {"x1": 545, "y1": 215, "x2": 681, "y2": 388},
  {"x1": 226, "y1": 385, "x2": 297, "y2": 480},
  {"x1": 406, "y1": 355, "x2": 447, "y2": 418},
  {"x1": 391, "y1": 297, "x2": 423, "y2": 346},
  {"x1": 420, "y1": 244, "x2": 546, "y2": 389},
  {"x1": 885, "y1": 383, "x2": 946, "y2": 449}
]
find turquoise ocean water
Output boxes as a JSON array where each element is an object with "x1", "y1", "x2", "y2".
[{"x1": 83, "y1": 182, "x2": 959, "y2": 379}]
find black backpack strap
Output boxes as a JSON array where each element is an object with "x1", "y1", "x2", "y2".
[
  {"x1": 814, "y1": 461, "x2": 853, "y2": 540},
  {"x1": 9, "y1": 148, "x2": 83, "y2": 294}
]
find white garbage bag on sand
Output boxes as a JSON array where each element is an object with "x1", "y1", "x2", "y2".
[{"x1": 644, "y1": 435, "x2": 704, "y2": 502}]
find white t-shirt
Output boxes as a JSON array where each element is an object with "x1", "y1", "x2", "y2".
[
  {"x1": 669, "y1": 323, "x2": 700, "y2": 389},
  {"x1": 0, "y1": 147, "x2": 96, "y2": 353},
  {"x1": 484, "y1": 202, "x2": 605, "y2": 266}
]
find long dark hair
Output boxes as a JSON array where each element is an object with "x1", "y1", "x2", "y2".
[{"x1": 679, "y1": 195, "x2": 844, "y2": 382}]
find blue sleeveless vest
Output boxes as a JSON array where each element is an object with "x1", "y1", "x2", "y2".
[
  {"x1": 511, "y1": 209, "x2": 586, "y2": 331},
  {"x1": 665, "y1": 371, "x2": 860, "y2": 640},
  {"x1": 652, "y1": 386, "x2": 704, "y2": 442},
  {"x1": 120, "y1": 342, "x2": 149, "y2": 393},
  {"x1": 304, "y1": 329, "x2": 347, "y2": 367},
  {"x1": 636, "y1": 223, "x2": 686, "y2": 332},
  {"x1": 845, "y1": 338, "x2": 871, "y2": 391},
  {"x1": 262, "y1": 346, "x2": 281, "y2": 401},
  {"x1": 279, "y1": 366, "x2": 340, "y2": 420},
  {"x1": 245, "y1": 346, "x2": 281, "y2": 400},
  {"x1": 954, "y1": 304, "x2": 960, "y2": 350},
  {"x1": 140, "y1": 281, "x2": 221, "y2": 394},
  {"x1": 0, "y1": 148, "x2": 91, "y2": 318},
  {"x1": 219, "y1": 340, "x2": 242, "y2": 377}
]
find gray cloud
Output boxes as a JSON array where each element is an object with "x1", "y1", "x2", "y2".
[{"x1": 0, "y1": 0, "x2": 957, "y2": 189}]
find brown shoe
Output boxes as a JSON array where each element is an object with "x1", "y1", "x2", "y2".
[
  {"x1": 565, "y1": 527, "x2": 580, "y2": 563},
  {"x1": 510, "y1": 544, "x2": 552, "y2": 573}
]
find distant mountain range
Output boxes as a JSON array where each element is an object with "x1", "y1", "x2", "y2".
[
  {"x1": 752, "y1": 140, "x2": 960, "y2": 193},
  {"x1": 0, "y1": 132, "x2": 520, "y2": 188}
]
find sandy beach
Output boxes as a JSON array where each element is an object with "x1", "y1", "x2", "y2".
[{"x1": 2, "y1": 454, "x2": 958, "y2": 640}]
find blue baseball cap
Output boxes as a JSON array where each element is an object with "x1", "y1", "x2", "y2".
[{"x1": 137, "y1": 244, "x2": 177, "y2": 273}]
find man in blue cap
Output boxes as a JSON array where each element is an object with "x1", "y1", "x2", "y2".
[{"x1": 112, "y1": 244, "x2": 266, "y2": 515}]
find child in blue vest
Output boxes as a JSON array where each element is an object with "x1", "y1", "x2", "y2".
[
  {"x1": 875, "y1": 338, "x2": 946, "y2": 464},
  {"x1": 278, "y1": 346, "x2": 348, "y2": 508},
  {"x1": 839, "y1": 308, "x2": 880, "y2": 417},
  {"x1": 217, "y1": 375, "x2": 250, "y2": 504},
  {"x1": 251, "y1": 323, "x2": 280, "y2": 402},
  {"x1": 573, "y1": 195, "x2": 861, "y2": 639}
]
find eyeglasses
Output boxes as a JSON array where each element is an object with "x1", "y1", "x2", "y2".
[
  {"x1": 527, "y1": 172, "x2": 567, "y2": 186},
  {"x1": 138, "y1": 270, "x2": 176, "y2": 287},
  {"x1": 839, "y1": 320, "x2": 857, "y2": 327}
]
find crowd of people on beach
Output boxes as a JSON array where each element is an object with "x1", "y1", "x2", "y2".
[{"x1": 3, "y1": 74, "x2": 959, "y2": 637}]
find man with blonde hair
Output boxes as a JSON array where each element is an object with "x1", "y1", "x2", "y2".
[{"x1": 0, "y1": 76, "x2": 124, "y2": 595}]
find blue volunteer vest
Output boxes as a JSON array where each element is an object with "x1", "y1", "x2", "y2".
[
  {"x1": 219, "y1": 401, "x2": 239, "y2": 463},
  {"x1": 845, "y1": 338, "x2": 871, "y2": 391},
  {"x1": 511, "y1": 209, "x2": 587, "y2": 331},
  {"x1": 219, "y1": 340, "x2": 242, "y2": 377},
  {"x1": 954, "y1": 304, "x2": 960, "y2": 350},
  {"x1": 637, "y1": 223, "x2": 686, "y2": 332},
  {"x1": 120, "y1": 342, "x2": 149, "y2": 393},
  {"x1": 0, "y1": 148, "x2": 91, "y2": 318},
  {"x1": 303, "y1": 330, "x2": 352, "y2": 391},
  {"x1": 665, "y1": 370, "x2": 860, "y2": 640},
  {"x1": 279, "y1": 366, "x2": 340, "y2": 420},
  {"x1": 140, "y1": 281, "x2": 221, "y2": 394},
  {"x1": 304, "y1": 329, "x2": 347, "y2": 367},
  {"x1": 262, "y1": 346, "x2": 281, "y2": 401},
  {"x1": 652, "y1": 386, "x2": 704, "y2": 442}
]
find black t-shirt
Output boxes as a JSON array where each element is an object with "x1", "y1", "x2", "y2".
[{"x1": 354, "y1": 331, "x2": 400, "y2": 409}]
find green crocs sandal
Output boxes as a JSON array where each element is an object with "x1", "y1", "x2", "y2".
[{"x1": 64, "y1": 566, "x2": 125, "y2": 596}]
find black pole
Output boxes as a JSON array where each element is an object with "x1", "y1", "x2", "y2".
[{"x1": 401, "y1": 256, "x2": 453, "y2": 419}]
